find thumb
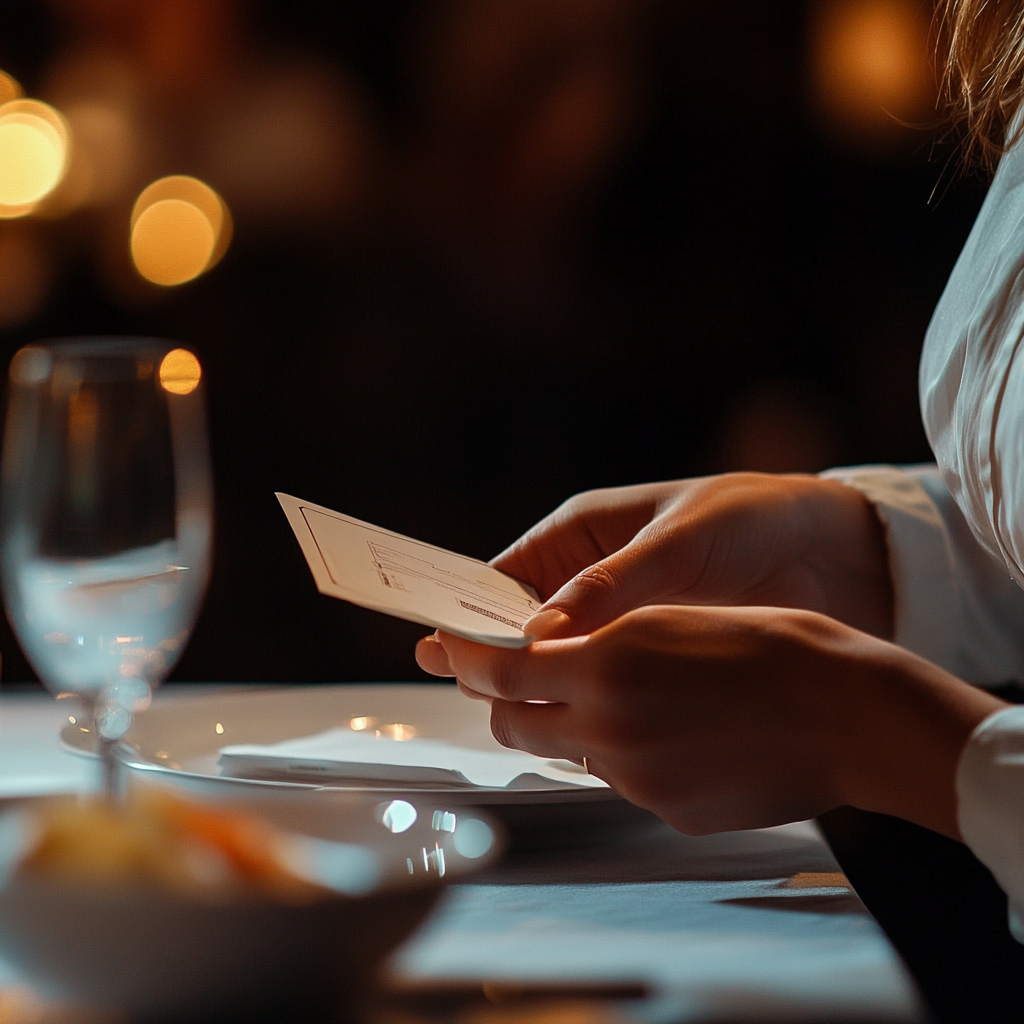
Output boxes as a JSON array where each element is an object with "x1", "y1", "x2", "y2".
[{"x1": 523, "y1": 534, "x2": 678, "y2": 639}]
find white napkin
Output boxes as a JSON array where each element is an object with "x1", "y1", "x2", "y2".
[{"x1": 218, "y1": 728, "x2": 608, "y2": 790}]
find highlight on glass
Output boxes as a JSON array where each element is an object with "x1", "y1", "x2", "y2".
[{"x1": 158, "y1": 348, "x2": 203, "y2": 396}]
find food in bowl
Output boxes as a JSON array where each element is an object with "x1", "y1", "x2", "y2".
[
  {"x1": 0, "y1": 791, "x2": 500, "y2": 1019},
  {"x1": 10, "y1": 789, "x2": 349, "y2": 902}
]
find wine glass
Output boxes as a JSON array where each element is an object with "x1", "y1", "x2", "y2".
[{"x1": 1, "y1": 338, "x2": 213, "y2": 797}]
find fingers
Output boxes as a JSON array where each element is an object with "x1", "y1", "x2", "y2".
[
  {"x1": 415, "y1": 634, "x2": 454, "y2": 677},
  {"x1": 488, "y1": 698, "x2": 578, "y2": 760},
  {"x1": 524, "y1": 529, "x2": 683, "y2": 639},
  {"x1": 438, "y1": 631, "x2": 586, "y2": 702},
  {"x1": 491, "y1": 521, "x2": 608, "y2": 604},
  {"x1": 523, "y1": 607, "x2": 572, "y2": 639},
  {"x1": 491, "y1": 487, "x2": 665, "y2": 600},
  {"x1": 457, "y1": 678, "x2": 491, "y2": 702},
  {"x1": 488, "y1": 701, "x2": 610, "y2": 785}
]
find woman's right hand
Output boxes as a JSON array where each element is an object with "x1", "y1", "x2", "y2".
[{"x1": 418, "y1": 473, "x2": 893, "y2": 676}]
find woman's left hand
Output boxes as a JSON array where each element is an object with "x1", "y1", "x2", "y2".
[{"x1": 437, "y1": 606, "x2": 1005, "y2": 838}]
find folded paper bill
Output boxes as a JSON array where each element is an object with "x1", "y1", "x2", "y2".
[
  {"x1": 218, "y1": 728, "x2": 608, "y2": 789},
  {"x1": 277, "y1": 493, "x2": 541, "y2": 647}
]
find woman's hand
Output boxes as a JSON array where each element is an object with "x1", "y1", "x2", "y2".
[
  {"x1": 417, "y1": 473, "x2": 893, "y2": 676},
  {"x1": 435, "y1": 606, "x2": 1005, "y2": 839}
]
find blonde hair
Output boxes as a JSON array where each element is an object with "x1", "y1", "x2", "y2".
[{"x1": 940, "y1": 0, "x2": 1024, "y2": 166}]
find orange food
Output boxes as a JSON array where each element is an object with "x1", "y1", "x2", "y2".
[{"x1": 18, "y1": 791, "x2": 325, "y2": 903}]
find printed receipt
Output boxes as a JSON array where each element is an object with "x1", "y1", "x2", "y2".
[{"x1": 276, "y1": 493, "x2": 541, "y2": 648}]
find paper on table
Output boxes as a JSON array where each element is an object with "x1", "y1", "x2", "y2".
[
  {"x1": 277, "y1": 493, "x2": 541, "y2": 648},
  {"x1": 218, "y1": 728, "x2": 608, "y2": 789}
]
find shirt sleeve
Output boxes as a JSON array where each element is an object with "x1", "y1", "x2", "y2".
[
  {"x1": 824, "y1": 465, "x2": 1024, "y2": 940},
  {"x1": 821, "y1": 464, "x2": 1024, "y2": 686},
  {"x1": 909, "y1": 114, "x2": 1024, "y2": 944},
  {"x1": 958, "y1": 708, "x2": 1024, "y2": 943}
]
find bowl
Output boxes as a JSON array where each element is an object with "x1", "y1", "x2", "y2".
[{"x1": 0, "y1": 791, "x2": 501, "y2": 1022}]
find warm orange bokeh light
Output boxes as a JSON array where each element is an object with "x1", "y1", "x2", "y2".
[
  {"x1": 812, "y1": 0, "x2": 932, "y2": 136},
  {"x1": 130, "y1": 175, "x2": 231, "y2": 286},
  {"x1": 0, "y1": 100, "x2": 71, "y2": 216},
  {"x1": 132, "y1": 199, "x2": 215, "y2": 285},
  {"x1": 0, "y1": 71, "x2": 23, "y2": 106},
  {"x1": 158, "y1": 348, "x2": 202, "y2": 395}
]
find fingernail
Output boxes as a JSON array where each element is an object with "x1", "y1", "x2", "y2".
[
  {"x1": 416, "y1": 636, "x2": 455, "y2": 677},
  {"x1": 524, "y1": 608, "x2": 570, "y2": 639}
]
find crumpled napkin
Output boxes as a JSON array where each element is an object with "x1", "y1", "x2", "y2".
[{"x1": 218, "y1": 727, "x2": 608, "y2": 790}]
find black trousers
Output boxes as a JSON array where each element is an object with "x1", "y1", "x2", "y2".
[{"x1": 817, "y1": 682, "x2": 1024, "y2": 1023}]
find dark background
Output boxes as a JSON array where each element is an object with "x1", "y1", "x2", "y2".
[{"x1": 0, "y1": 0, "x2": 989, "y2": 683}]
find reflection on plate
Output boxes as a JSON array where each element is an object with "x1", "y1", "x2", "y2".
[{"x1": 61, "y1": 684, "x2": 661, "y2": 849}]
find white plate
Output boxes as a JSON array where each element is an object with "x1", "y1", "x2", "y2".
[{"x1": 60, "y1": 685, "x2": 656, "y2": 847}]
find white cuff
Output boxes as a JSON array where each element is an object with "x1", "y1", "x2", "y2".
[
  {"x1": 822, "y1": 465, "x2": 1024, "y2": 685},
  {"x1": 958, "y1": 707, "x2": 1024, "y2": 942}
]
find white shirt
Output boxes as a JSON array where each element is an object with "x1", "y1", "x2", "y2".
[{"x1": 823, "y1": 119, "x2": 1024, "y2": 940}]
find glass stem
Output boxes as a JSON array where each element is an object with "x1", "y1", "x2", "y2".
[{"x1": 99, "y1": 735, "x2": 124, "y2": 802}]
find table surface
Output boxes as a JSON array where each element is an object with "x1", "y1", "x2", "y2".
[{"x1": 0, "y1": 685, "x2": 925, "y2": 1023}]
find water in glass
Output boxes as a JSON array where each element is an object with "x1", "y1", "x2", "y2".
[{"x1": 1, "y1": 339, "x2": 213, "y2": 795}]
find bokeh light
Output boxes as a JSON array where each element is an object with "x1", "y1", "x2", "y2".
[
  {"x1": 811, "y1": 0, "x2": 932, "y2": 139},
  {"x1": 0, "y1": 71, "x2": 23, "y2": 105},
  {"x1": 130, "y1": 175, "x2": 231, "y2": 286},
  {"x1": 132, "y1": 199, "x2": 214, "y2": 285},
  {"x1": 158, "y1": 348, "x2": 202, "y2": 395},
  {"x1": 0, "y1": 100, "x2": 71, "y2": 217}
]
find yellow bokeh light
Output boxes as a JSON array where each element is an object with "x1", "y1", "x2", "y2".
[
  {"x1": 158, "y1": 349, "x2": 202, "y2": 395},
  {"x1": 0, "y1": 100, "x2": 70, "y2": 216},
  {"x1": 0, "y1": 71, "x2": 23, "y2": 106},
  {"x1": 812, "y1": 0, "x2": 931, "y2": 135},
  {"x1": 0, "y1": 124, "x2": 62, "y2": 205},
  {"x1": 130, "y1": 175, "x2": 231, "y2": 286}
]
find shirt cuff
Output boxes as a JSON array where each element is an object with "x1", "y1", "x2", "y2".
[
  {"x1": 958, "y1": 707, "x2": 1024, "y2": 942},
  {"x1": 821, "y1": 464, "x2": 1024, "y2": 685}
]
